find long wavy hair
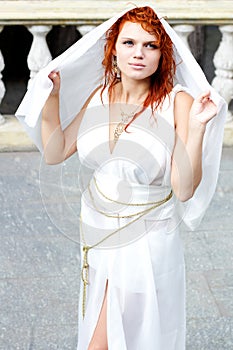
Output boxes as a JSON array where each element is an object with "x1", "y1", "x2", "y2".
[{"x1": 101, "y1": 6, "x2": 176, "y2": 122}]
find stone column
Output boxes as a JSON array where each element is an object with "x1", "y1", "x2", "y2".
[
  {"x1": 0, "y1": 26, "x2": 6, "y2": 125},
  {"x1": 173, "y1": 24, "x2": 195, "y2": 50},
  {"x1": 27, "y1": 25, "x2": 52, "y2": 88},
  {"x1": 77, "y1": 25, "x2": 96, "y2": 37},
  {"x1": 212, "y1": 25, "x2": 233, "y2": 122}
]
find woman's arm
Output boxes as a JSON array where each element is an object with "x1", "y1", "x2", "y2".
[
  {"x1": 41, "y1": 71, "x2": 81, "y2": 164},
  {"x1": 41, "y1": 72, "x2": 100, "y2": 164},
  {"x1": 171, "y1": 90, "x2": 217, "y2": 202}
]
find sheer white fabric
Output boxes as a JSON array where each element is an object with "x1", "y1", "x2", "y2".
[
  {"x1": 15, "y1": 3, "x2": 227, "y2": 349},
  {"x1": 77, "y1": 86, "x2": 186, "y2": 349}
]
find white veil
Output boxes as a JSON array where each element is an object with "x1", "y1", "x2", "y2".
[{"x1": 15, "y1": 3, "x2": 227, "y2": 231}]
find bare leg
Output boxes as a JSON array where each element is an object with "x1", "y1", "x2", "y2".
[{"x1": 88, "y1": 282, "x2": 108, "y2": 350}]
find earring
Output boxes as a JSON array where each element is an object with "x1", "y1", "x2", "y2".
[
  {"x1": 113, "y1": 56, "x2": 121, "y2": 79},
  {"x1": 113, "y1": 56, "x2": 118, "y2": 74}
]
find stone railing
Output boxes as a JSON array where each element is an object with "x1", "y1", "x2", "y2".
[{"x1": 0, "y1": 0, "x2": 232, "y2": 148}]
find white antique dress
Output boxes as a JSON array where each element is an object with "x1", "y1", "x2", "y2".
[
  {"x1": 76, "y1": 85, "x2": 189, "y2": 349},
  {"x1": 15, "y1": 4, "x2": 226, "y2": 350}
]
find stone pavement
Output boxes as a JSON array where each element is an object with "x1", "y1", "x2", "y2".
[{"x1": 0, "y1": 148, "x2": 232, "y2": 350}]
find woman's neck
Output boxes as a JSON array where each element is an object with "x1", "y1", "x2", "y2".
[{"x1": 113, "y1": 76, "x2": 150, "y2": 105}]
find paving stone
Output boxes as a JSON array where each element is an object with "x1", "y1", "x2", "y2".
[
  {"x1": 202, "y1": 231, "x2": 233, "y2": 270},
  {"x1": 204, "y1": 269, "x2": 233, "y2": 317},
  {"x1": 186, "y1": 317, "x2": 233, "y2": 350},
  {"x1": 181, "y1": 230, "x2": 233, "y2": 271},
  {"x1": 193, "y1": 196, "x2": 233, "y2": 231},
  {"x1": 0, "y1": 324, "x2": 78, "y2": 350},
  {"x1": 32, "y1": 325, "x2": 78, "y2": 350},
  {"x1": 181, "y1": 231, "x2": 214, "y2": 271},
  {"x1": 0, "y1": 235, "x2": 80, "y2": 278},
  {"x1": 0, "y1": 276, "x2": 80, "y2": 327},
  {"x1": 0, "y1": 325, "x2": 32, "y2": 350},
  {"x1": 0, "y1": 205, "x2": 66, "y2": 238},
  {"x1": 186, "y1": 271, "x2": 220, "y2": 319},
  {"x1": 0, "y1": 151, "x2": 41, "y2": 175}
]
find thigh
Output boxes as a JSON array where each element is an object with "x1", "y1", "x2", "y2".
[{"x1": 88, "y1": 282, "x2": 108, "y2": 350}]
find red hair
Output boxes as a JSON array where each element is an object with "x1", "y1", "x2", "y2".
[{"x1": 101, "y1": 6, "x2": 176, "y2": 120}]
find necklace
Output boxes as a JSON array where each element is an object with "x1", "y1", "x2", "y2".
[{"x1": 113, "y1": 104, "x2": 142, "y2": 143}]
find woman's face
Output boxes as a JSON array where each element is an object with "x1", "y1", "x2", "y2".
[{"x1": 114, "y1": 21, "x2": 162, "y2": 82}]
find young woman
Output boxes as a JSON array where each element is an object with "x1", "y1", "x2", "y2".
[{"x1": 16, "y1": 5, "x2": 226, "y2": 350}]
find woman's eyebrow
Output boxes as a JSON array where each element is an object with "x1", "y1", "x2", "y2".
[
  {"x1": 120, "y1": 37, "x2": 158, "y2": 44},
  {"x1": 120, "y1": 37, "x2": 134, "y2": 40}
]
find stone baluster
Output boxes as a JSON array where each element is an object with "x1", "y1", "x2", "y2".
[
  {"x1": 173, "y1": 24, "x2": 195, "y2": 50},
  {"x1": 27, "y1": 25, "x2": 52, "y2": 88},
  {"x1": 77, "y1": 25, "x2": 96, "y2": 37},
  {"x1": 0, "y1": 26, "x2": 6, "y2": 125},
  {"x1": 212, "y1": 25, "x2": 233, "y2": 122}
]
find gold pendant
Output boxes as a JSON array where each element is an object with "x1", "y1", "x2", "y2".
[{"x1": 114, "y1": 122, "x2": 125, "y2": 143}]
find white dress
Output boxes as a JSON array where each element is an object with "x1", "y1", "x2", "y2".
[
  {"x1": 14, "y1": 5, "x2": 226, "y2": 349},
  {"x1": 76, "y1": 85, "x2": 187, "y2": 350}
]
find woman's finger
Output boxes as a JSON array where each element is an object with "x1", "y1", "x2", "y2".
[
  {"x1": 48, "y1": 71, "x2": 60, "y2": 95},
  {"x1": 48, "y1": 71, "x2": 60, "y2": 81},
  {"x1": 196, "y1": 91, "x2": 211, "y2": 103}
]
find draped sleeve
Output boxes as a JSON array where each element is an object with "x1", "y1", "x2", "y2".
[
  {"x1": 174, "y1": 88, "x2": 227, "y2": 230},
  {"x1": 15, "y1": 5, "x2": 135, "y2": 152},
  {"x1": 158, "y1": 17, "x2": 227, "y2": 230}
]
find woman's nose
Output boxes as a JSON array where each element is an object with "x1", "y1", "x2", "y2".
[{"x1": 133, "y1": 45, "x2": 144, "y2": 59}]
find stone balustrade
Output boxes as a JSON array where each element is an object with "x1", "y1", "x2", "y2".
[{"x1": 0, "y1": 0, "x2": 232, "y2": 148}]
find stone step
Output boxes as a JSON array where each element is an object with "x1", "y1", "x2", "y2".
[
  {"x1": 0, "y1": 114, "x2": 232, "y2": 152},
  {"x1": 0, "y1": 115, "x2": 37, "y2": 152}
]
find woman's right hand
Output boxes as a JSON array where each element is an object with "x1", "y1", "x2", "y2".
[{"x1": 48, "y1": 71, "x2": 61, "y2": 96}]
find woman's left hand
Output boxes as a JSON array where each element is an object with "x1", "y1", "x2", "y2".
[{"x1": 189, "y1": 91, "x2": 217, "y2": 125}]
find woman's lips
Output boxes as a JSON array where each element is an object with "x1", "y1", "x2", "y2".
[{"x1": 128, "y1": 63, "x2": 146, "y2": 69}]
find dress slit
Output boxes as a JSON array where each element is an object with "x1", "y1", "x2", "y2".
[{"x1": 87, "y1": 280, "x2": 109, "y2": 350}]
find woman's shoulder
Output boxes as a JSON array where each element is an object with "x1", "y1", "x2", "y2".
[
  {"x1": 172, "y1": 83, "x2": 191, "y2": 96},
  {"x1": 159, "y1": 84, "x2": 191, "y2": 111},
  {"x1": 85, "y1": 85, "x2": 106, "y2": 109},
  {"x1": 173, "y1": 84, "x2": 193, "y2": 103},
  {"x1": 171, "y1": 84, "x2": 194, "y2": 109}
]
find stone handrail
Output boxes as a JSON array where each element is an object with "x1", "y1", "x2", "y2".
[
  {"x1": 0, "y1": 0, "x2": 232, "y2": 25},
  {"x1": 0, "y1": 0, "x2": 232, "y2": 149}
]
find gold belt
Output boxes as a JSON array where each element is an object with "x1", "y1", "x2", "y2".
[{"x1": 80, "y1": 178, "x2": 173, "y2": 318}]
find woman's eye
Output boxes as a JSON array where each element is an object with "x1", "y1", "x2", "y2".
[
  {"x1": 146, "y1": 43, "x2": 159, "y2": 49},
  {"x1": 123, "y1": 40, "x2": 134, "y2": 46}
]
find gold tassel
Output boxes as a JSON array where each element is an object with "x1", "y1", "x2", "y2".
[{"x1": 81, "y1": 245, "x2": 90, "y2": 319}]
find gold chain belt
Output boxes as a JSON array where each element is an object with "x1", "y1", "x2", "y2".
[{"x1": 80, "y1": 178, "x2": 173, "y2": 318}]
